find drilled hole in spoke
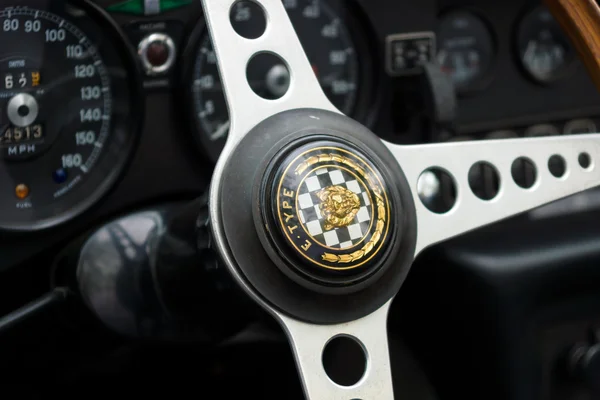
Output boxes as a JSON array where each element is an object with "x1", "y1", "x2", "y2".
[
  {"x1": 468, "y1": 162, "x2": 500, "y2": 200},
  {"x1": 322, "y1": 336, "x2": 366, "y2": 387},
  {"x1": 247, "y1": 53, "x2": 290, "y2": 100},
  {"x1": 230, "y1": 1, "x2": 266, "y2": 39},
  {"x1": 511, "y1": 157, "x2": 537, "y2": 189},
  {"x1": 579, "y1": 152, "x2": 592, "y2": 170},
  {"x1": 548, "y1": 155, "x2": 566, "y2": 178},
  {"x1": 417, "y1": 168, "x2": 457, "y2": 214}
]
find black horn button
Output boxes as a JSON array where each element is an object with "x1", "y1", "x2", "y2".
[
  {"x1": 219, "y1": 108, "x2": 416, "y2": 323},
  {"x1": 260, "y1": 141, "x2": 395, "y2": 289}
]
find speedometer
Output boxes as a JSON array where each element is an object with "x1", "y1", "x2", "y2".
[
  {"x1": 184, "y1": 0, "x2": 370, "y2": 162},
  {"x1": 0, "y1": 2, "x2": 139, "y2": 231}
]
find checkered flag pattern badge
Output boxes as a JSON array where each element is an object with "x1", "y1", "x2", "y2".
[{"x1": 297, "y1": 167, "x2": 372, "y2": 249}]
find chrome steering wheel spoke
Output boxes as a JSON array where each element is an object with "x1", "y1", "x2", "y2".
[
  {"x1": 279, "y1": 301, "x2": 395, "y2": 400},
  {"x1": 387, "y1": 135, "x2": 600, "y2": 256},
  {"x1": 201, "y1": 1, "x2": 398, "y2": 399}
]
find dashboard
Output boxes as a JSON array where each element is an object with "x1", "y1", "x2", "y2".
[
  {"x1": 0, "y1": 0, "x2": 598, "y2": 247},
  {"x1": 1, "y1": 0, "x2": 600, "y2": 398}
]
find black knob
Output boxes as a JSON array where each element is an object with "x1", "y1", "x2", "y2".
[
  {"x1": 152, "y1": 195, "x2": 256, "y2": 339},
  {"x1": 569, "y1": 344, "x2": 600, "y2": 394},
  {"x1": 77, "y1": 194, "x2": 255, "y2": 341}
]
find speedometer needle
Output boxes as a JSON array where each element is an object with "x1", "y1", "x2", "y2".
[{"x1": 211, "y1": 121, "x2": 230, "y2": 141}]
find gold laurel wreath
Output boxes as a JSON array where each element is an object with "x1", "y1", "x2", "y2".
[{"x1": 294, "y1": 153, "x2": 387, "y2": 264}]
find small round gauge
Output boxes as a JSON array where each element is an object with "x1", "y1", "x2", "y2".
[
  {"x1": 0, "y1": 3, "x2": 139, "y2": 231},
  {"x1": 564, "y1": 119, "x2": 597, "y2": 135},
  {"x1": 436, "y1": 10, "x2": 496, "y2": 94},
  {"x1": 186, "y1": 0, "x2": 368, "y2": 162},
  {"x1": 516, "y1": 6, "x2": 577, "y2": 83},
  {"x1": 524, "y1": 124, "x2": 560, "y2": 137}
]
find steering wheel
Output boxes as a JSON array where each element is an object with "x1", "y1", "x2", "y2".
[{"x1": 192, "y1": 0, "x2": 600, "y2": 398}]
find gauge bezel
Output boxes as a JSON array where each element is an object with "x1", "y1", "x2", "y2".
[
  {"x1": 180, "y1": 0, "x2": 379, "y2": 163},
  {"x1": 0, "y1": 0, "x2": 142, "y2": 232},
  {"x1": 513, "y1": 4, "x2": 580, "y2": 86},
  {"x1": 523, "y1": 123, "x2": 561, "y2": 137},
  {"x1": 563, "y1": 118, "x2": 598, "y2": 135},
  {"x1": 436, "y1": 7, "x2": 498, "y2": 97}
]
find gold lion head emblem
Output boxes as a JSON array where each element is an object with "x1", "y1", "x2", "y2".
[{"x1": 316, "y1": 185, "x2": 361, "y2": 231}]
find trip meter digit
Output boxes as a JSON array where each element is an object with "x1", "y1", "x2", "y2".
[
  {"x1": 436, "y1": 10, "x2": 496, "y2": 94},
  {"x1": 186, "y1": 0, "x2": 366, "y2": 162},
  {"x1": 0, "y1": 3, "x2": 139, "y2": 231}
]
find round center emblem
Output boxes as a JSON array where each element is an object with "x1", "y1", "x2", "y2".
[
  {"x1": 296, "y1": 166, "x2": 373, "y2": 251},
  {"x1": 266, "y1": 142, "x2": 392, "y2": 274}
]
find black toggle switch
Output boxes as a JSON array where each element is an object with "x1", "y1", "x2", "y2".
[{"x1": 568, "y1": 343, "x2": 600, "y2": 395}]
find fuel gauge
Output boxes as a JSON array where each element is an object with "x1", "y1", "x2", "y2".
[
  {"x1": 436, "y1": 10, "x2": 495, "y2": 94},
  {"x1": 516, "y1": 6, "x2": 577, "y2": 83}
]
